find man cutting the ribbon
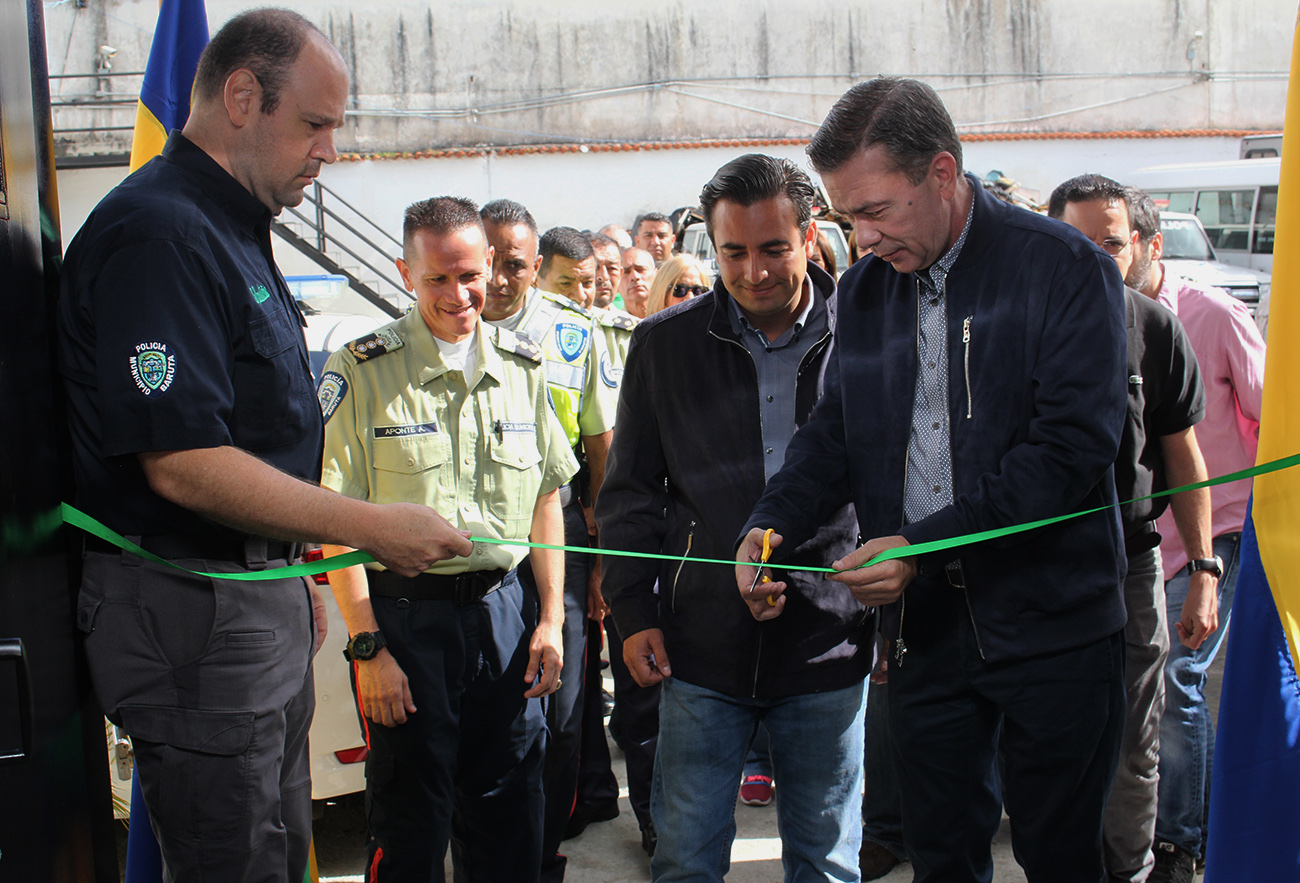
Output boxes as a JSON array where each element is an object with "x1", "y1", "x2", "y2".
[
  {"x1": 738, "y1": 79, "x2": 1129, "y2": 883},
  {"x1": 599, "y1": 153, "x2": 873, "y2": 881}
]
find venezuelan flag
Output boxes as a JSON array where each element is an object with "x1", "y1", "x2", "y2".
[
  {"x1": 128, "y1": 0, "x2": 208, "y2": 171},
  {"x1": 1203, "y1": 8, "x2": 1300, "y2": 881}
]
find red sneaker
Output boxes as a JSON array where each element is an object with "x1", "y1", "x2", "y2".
[{"x1": 739, "y1": 774, "x2": 774, "y2": 806}]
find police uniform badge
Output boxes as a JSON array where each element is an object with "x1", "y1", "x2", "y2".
[
  {"x1": 600, "y1": 353, "x2": 623, "y2": 389},
  {"x1": 346, "y1": 327, "x2": 404, "y2": 362},
  {"x1": 130, "y1": 341, "x2": 176, "y2": 396},
  {"x1": 555, "y1": 322, "x2": 589, "y2": 363},
  {"x1": 318, "y1": 371, "x2": 348, "y2": 423}
]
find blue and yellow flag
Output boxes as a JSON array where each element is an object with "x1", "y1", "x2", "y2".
[
  {"x1": 128, "y1": 0, "x2": 208, "y2": 171},
  {"x1": 1204, "y1": 6, "x2": 1300, "y2": 881}
]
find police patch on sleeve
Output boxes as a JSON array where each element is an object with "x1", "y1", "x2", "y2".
[
  {"x1": 317, "y1": 371, "x2": 348, "y2": 422},
  {"x1": 129, "y1": 341, "x2": 176, "y2": 396},
  {"x1": 600, "y1": 353, "x2": 623, "y2": 389},
  {"x1": 555, "y1": 322, "x2": 589, "y2": 363}
]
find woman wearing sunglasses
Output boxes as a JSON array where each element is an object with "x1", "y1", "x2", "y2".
[{"x1": 645, "y1": 254, "x2": 711, "y2": 317}]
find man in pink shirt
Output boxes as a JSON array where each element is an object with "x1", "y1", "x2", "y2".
[{"x1": 1124, "y1": 189, "x2": 1267, "y2": 883}]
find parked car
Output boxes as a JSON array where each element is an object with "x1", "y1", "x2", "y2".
[{"x1": 1159, "y1": 212, "x2": 1270, "y2": 316}]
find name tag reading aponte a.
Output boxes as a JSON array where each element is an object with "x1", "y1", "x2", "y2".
[{"x1": 374, "y1": 423, "x2": 440, "y2": 439}]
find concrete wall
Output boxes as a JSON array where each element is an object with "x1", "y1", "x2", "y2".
[
  {"x1": 45, "y1": 0, "x2": 1291, "y2": 160},
  {"x1": 56, "y1": 134, "x2": 1243, "y2": 283}
]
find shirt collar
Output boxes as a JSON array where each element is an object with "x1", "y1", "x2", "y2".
[
  {"x1": 922, "y1": 191, "x2": 976, "y2": 291},
  {"x1": 161, "y1": 131, "x2": 274, "y2": 232},
  {"x1": 727, "y1": 275, "x2": 819, "y2": 347}
]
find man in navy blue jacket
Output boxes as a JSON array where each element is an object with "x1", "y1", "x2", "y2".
[{"x1": 738, "y1": 78, "x2": 1129, "y2": 883}]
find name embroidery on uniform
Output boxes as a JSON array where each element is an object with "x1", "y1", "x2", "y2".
[
  {"x1": 497, "y1": 422, "x2": 536, "y2": 433},
  {"x1": 600, "y1": 353, "x2": 623, "y2": 389},
  {"x1": 374, "y1": 423, "x2": 440, "y2": 438},
  {"x1": 249, "y1": 284, "x2": 271, "y2": 304},
  {"x1": 555, "y1": 322, "x2": 588, "y2": 363},
  {"x1": 129, "y1": 341, "x2": 176, "y2": 396},
  {"x1": 318, "y1": 372, "x2": 348, "y2": 423}
]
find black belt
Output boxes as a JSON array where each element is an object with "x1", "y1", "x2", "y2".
[
  {"x1": 83, "y1": 533, "x2": 299, "y2": 566},
  {"x1": 368, "y1": 568, "x2": 509, "y2": 606}
]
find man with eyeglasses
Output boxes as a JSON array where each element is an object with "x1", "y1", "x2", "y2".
[
  {"x1": 1122, "y1": 188, "x2": 1265, "y2": 883},
  {"x1": 1049, "y1": 174, "x2": 1212, "y2": 883},
  {"x1": 599, "y1": 154, "x2": 872, "y2": 882}
]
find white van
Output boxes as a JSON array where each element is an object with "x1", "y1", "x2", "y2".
[{"x1": 1128, "y1": 158, "x2": 1278, "y2": 275}]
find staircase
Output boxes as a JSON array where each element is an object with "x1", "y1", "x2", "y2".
[{"x1": 272, "y1": 180, "x2": 412, "y2": 319}]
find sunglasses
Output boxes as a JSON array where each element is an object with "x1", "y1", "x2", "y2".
[{"x1": 672, "y1": 284, "x2": 707, "y2": 299}]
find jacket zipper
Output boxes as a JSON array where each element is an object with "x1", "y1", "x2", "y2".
[
  {"x1": 751, "y1": 629, "x2": 764, "y2": 698},
  {"x1": 962, "y1": 316, "x2": 973, "y2": 419},
  {"x1": 671, "y1": 520, "x2": 695, "y2": 614}
]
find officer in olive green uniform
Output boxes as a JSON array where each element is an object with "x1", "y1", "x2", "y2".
[
  {"x1": 319, "y1": 198, "x2": 577, "y2": 882},
  {"x1": 481, "y1": 206, "x2": 620, "y2": 880}
]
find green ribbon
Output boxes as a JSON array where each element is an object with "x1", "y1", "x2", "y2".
[{"x1": 57, "y1": 452, "x2": 1300, "y2": 582}]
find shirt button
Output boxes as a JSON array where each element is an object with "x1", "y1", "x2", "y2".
[
  {"x1": 932, "y1": 422, "x2": 940, "y2": 431},
  {"x1": 407, "y1": 457, "x2": 416, "y2": 466},
  {"x1": 767, "y1": 395, "x2": 774, "y2": 403},
  {"x1": 930, "y1": 298, "x2": 939, "y2": 306},
  {"x1": 928, "y1": 361, "x2": 936, "y2": 369},
  {"x1": 765, "y1": 447, "x2": 774, "y2": 454},
  {"x1": 933, "y1": 485, "x2": 941, "y2": 494},
  {"x1": 464, "y1": 458, "x2": 472, "y2": 466}
]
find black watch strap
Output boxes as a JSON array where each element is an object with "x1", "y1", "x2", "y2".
[
  {"x1": 1188, "y1": 556, "x2": 1225, "y2": 579},
  {"x1": 343, "y1": 630, "x2": 387, "y2": 662}
]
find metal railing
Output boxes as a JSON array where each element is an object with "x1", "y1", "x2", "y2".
[{"x1": 273, "y1": 179, "x2": 412, "y2": 318}]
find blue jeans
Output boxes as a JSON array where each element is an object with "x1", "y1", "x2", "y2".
[
  {"x1": 743, "y1": 724, "x2": 773, "y2": 779},
  {"x1": 1154, "y1": 532, "x2": 1241, "y2": 856},
  {"x1": 651, "y1": 677, "x2": 866, "y2": 883}
]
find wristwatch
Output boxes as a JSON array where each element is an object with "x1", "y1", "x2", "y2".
[
  {"x1": 343, "y1": 630, "x2": 387, "y2": 662},
  {"x1": 1188, "y1": 556, "x2": 1225, "y2": 579}
]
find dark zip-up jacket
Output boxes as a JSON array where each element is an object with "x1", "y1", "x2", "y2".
[
  {"x1": 598, "y1": 266, "x2": 871, "y2": 699},
  {"x1": 743, "y1": 180, "x2": 1129, "y2": 663}
]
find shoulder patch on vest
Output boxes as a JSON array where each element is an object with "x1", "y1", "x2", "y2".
[
  {"x1": 494, "y1": 327, "x2": 544, "y2": 363},
  {"x1": 345, "y1": 327, "x2": 404, "y2": 362}
]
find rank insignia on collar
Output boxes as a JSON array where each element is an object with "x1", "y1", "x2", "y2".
[
  {"x1": 130, "y1": 341, "x2": 176, "y2": 396},
  {"x1": 346, "y1": 328, "x2": 404, "y2": 361}
]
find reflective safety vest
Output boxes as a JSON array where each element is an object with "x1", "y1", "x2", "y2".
[{"x1": 516, "y1": 290, "x2": 612, "y2": 448}]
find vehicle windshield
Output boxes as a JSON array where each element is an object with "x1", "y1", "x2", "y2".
[{"x1": 1160, "y1": 217, "x2": 1216, "y2": 261}]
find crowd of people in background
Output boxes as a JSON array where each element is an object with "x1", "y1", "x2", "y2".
[{"x1": 62, "y1": 9, "x2": 1267, "y2": 883}]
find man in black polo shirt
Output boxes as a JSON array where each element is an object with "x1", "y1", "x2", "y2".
[
  {"x1": 1050, "y1": 174, "x2": 1213, "y2": 883},
  {"x1": 57, "y1": 10, "x2": 470, "y2": 883}
]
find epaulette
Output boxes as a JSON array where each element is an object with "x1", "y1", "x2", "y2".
[
  {"x1": 493, "y1": 326, "x2": 544, "y2": 363},
  {"x1": 346, "y1": 327, "x2": 404, "y2": 362},
  {"x1": 540, "y1": 289, "x2": 592, "y2": 319},
  {"x1": 596, "y1": 308, "x2": 639, "y2": 332}
]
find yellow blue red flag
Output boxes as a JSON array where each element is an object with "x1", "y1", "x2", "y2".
[
  {"x1": 1204, "y1": 6, "x2": 1300, "y2": 880},
  {"x1": 128, "y1": 0, "x2": 208, "y2": 171}
]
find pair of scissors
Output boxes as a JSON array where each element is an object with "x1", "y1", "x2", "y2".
[{"x1": 748, "y1": 528, "x2": 779, "y2": 607}]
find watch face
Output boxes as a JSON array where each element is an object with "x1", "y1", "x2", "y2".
[{"x1": 351, "y1": 633, "x2": 377, "y2": 659}]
